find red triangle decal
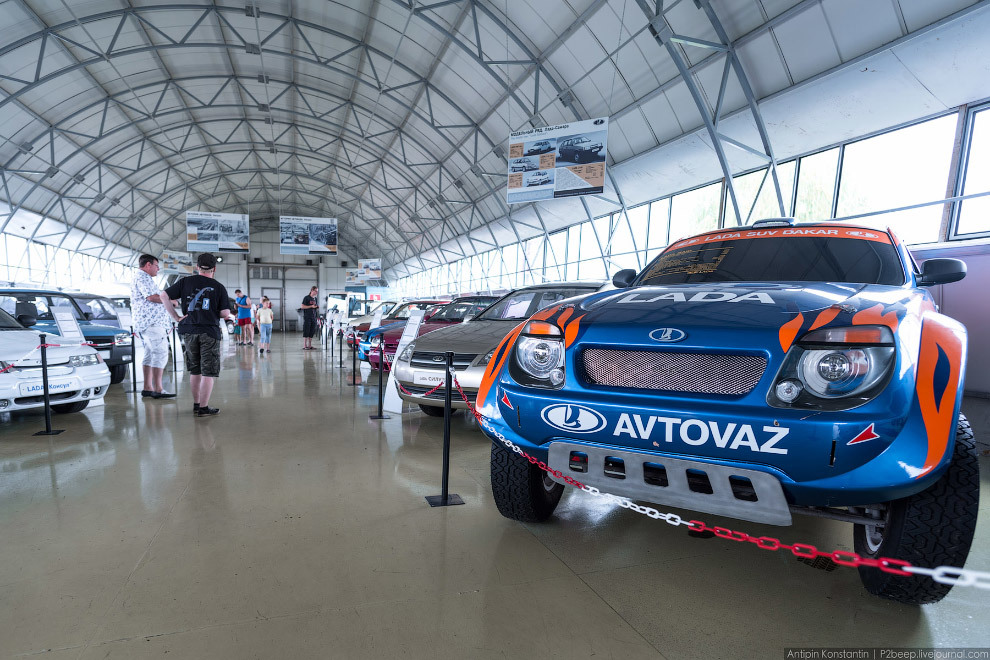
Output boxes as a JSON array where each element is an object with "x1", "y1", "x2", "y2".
[
  {"x1": 848, "y1": 423, "x2": 880, "y2": 445},
  {"x1": 501, "y1": 391, "x2": 513, "y2": 410}
]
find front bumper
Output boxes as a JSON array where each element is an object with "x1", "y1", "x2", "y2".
[
  {"x1": 0, "y1": 364, "x2": 111, "y2": 412},
  {"x1": 392, "y1": 360, "x2": 485, "y2": 409},
  {"x1": 478, "y1": 383, "x2": 954, "y2": 510}
]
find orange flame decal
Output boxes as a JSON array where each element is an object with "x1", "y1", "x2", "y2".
[
  {"x1": 563, "y1": 314, "x2": 585, "y2": 348},
  {"x1": 476, "y1": 322, "x2": 525, "y2": 408},
  {"x1": 809, "y1": 307, "x2": 840, "y2": 331},
  {"x1": 852, "y1": 304, "x2": 899, "y2": 333},
  {"x1": 915, "y1": 318, "x2": 963, "y2": 477},
  {"x1": 556, "y1": 306, "x2": 574, "y2": 328},
  {"x1": 778, "y1": 313, "x2": 804, "y2": 352}
]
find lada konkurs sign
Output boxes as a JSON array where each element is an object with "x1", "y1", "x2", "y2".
[{"x1": 506, "y1": 117, "x2": 608, "y2": 205}]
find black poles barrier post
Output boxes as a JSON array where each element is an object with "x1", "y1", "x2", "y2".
[
  {"x1": 328, "y1": 322, "x2": 334, "y2": 363},
  {"x1": 426, "y1": 351, "x2": 464, "y2": 507},
  {"x1": 369, "y1": 343, "x2": 390, "y2": 420},
  {"x1": 171, "y1": 324, "x2": 178, "y2": 378},
  {"x1": 348, "y1": 331, "x2": 358, "y2": 387},
  {"x1": 338, "y1": 330, "x2": 344, "y2": 369},
  {"x1": 130, "y1": 325, "x2": 138, "y2": 395},
  {"x1": 33, "y1": 333, "x2": 64, "y2": 436}
]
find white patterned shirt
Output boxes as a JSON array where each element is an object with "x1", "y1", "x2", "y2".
[{"x1": 130, "y1": 270, "x2": 171, "y2": 331}]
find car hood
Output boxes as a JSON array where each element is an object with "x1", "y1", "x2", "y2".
[
  {"x1": 78, "y1": 321, "x2": 124, "y2": 336},
  {"x1": 571, "y1": 282, "x2": 920, "y2": 352},
  {"x1": 382, "y1": 319, "x2": 460, "y2": 342},
  {"x1": 406, "y1": 319, "x2": 522, "y2": 355},
  {"x1": 0, "y1": 329, "x2": 93, "y2": 363}
]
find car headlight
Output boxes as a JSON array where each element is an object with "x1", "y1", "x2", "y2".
[
  {"x1": 114, "y1": 332, "x2": 132, "y2": 345},
  {"x1": 478, "y1": 349, "x2": 495, "y2": 366},
  {"x1": 398, "y1": 343, "x2": 415, "y2": 362},
  {"x1": 70, "y1": 354, "x2": 100, "y2": 367},
  {"x1": 370, "y1": 335, "x2": 382, "y2": 347},
  {"x1": 509, "y1": 321, "x2": 565, "y2": 389},
  {"x1": 768, "y1": 325, "x2": 896, "y2": 411}
]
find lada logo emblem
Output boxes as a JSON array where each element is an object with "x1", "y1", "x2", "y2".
[
  {"x1": 541, "y1": 404, "x2": 607, "y2": 434},
  {"x1": 649, "y1": 327, "x2": 686, "y2": 342},
  {"x1": 432, "y1": 355, "x2": 444, "y2": 362}
]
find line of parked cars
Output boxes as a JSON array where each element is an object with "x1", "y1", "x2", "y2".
[
  {"x1": 0, "y1": 286, "x2": 130, "y2": 415},
  {"x1": 353, "y1": 218, "x2": 979, "y2": 605}
]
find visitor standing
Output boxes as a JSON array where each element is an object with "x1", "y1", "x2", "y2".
[
  {"x1": 160, "y1": 253, "x2": 233, "y2": 416},
  {"x1": 129, "y1": 254, "x2": 176, "y2": 399},
  {"x1": 234, "y1": 289, "x2": 254, "y2": 345},
  {"x1": 257, "y1": 297, "x2": 274, "y2": 354},
  {"x1": 301, "y1": 286, "x2": 319, "y2": 350}
]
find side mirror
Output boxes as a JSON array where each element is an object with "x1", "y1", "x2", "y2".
[
  {"x1": 17, "y1": 314, "x2": 37, "y2": 327},
  {"x1": 917, "y1": 258, "x2": 966, "y2": 286},
  {"x1": 612, "y1": 269, "x2": 637, "y2": 288},
  {"x1": 424, "y1": 310, "x2": 437, "y2": 321},
  {"x1": 84, "y1": 312, "x2": 94, "y2": 321}
]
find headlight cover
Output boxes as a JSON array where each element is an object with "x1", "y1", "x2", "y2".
[
  {"x1": 478, "y1": 349, "x2": 495, "y2": 366},
  {"x1": 768, "y1": 325, "x2": 896, "y2": 411},
  {"x1": 114, "y1": 332, "x2": 132, "y2": 345},
  {"x1": 509, "y1": 321, "x2": 565, "y2": 389},
  {"x1": 369, "y1": 335, "x2": 382, "y2": 347},
  {"x1": 398, "y1": 343, "x2": 415, "y2": 362},
  {"x1": 70, "y1": 354, "x2": 100, "y2": 367}
]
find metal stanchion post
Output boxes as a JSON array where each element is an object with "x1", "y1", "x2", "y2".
[
  {"x1": 33, "y1": 333, "x2": 64, "y2": 436},
  {"x1": 338, "y1": 331, "x2": 344, "y2": 369},
  {"x1": 426, "y1": 351, "x2": 463, "y2": 507},
  {"x1": 369, "y1": 343, "x2": 390, "y2": 419},
  {"x1": 130, "y1": 325, "x2": 138, "y2": 395},
  {"x1": 328, "y1": 324, "x2": 334, "y2": 362},
  {"x1": 171, "y1": 324, "x2": 178, "y2": 377},
  {"x1": 349, "y1": 335, "x2": 357, "y2": 386}
]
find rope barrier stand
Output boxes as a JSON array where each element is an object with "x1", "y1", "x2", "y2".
[
  {"x1": 425, "y1": 352, "x2": 464, "y2": 507},
  {"x1": 32, "y1": 333, "x2": 65, "y2": 436},
  {"x1": 446, "y1": 373, "x2": 990, "y2": 591}
]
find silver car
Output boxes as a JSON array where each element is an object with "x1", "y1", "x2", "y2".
[{"x1": 392, "y1": 282, "x2": 604, "y2": 416}]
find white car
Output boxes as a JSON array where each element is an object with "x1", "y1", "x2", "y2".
[{"x1": 0, "y1": 307, "x2": 111, "y2": 414}]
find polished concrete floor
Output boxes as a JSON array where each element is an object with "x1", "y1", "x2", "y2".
[{"x1": 1, "y1": 336, "x2": 989, "y2": 659}]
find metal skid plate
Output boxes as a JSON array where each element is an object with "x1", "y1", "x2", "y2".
[{"x1": 547, "y1": 442, "x2": 792, "y2": 526}]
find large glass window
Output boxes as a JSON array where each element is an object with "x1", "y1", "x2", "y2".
[
  {"x1": 734, "y1": 161, "x2": 796, "y2": 224},
  {"x1": 838, "y1": 116, "x2": 956, "y2": 244},
  {"x1": 794, "y1": 148, "x2": 839, "y2": 221},
  {"x1": 669, "y1": 182, "x2": 721, "y2": 242},
  {"x1": 956, "y1": 105, "x2": 990, "y2": 237}
]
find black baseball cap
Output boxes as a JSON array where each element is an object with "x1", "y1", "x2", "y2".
[{"x1": 197, "y1": 253, "x2": 217, "y2": 270}]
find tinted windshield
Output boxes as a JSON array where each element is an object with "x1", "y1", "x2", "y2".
[
  {"x1": 0, "y1": 293, "x2": 82, "y2": 321},
  {"x1": 637, "y1": 235, "x2": 904, "y2": 286},
  {"x1": 78, "y1": 297, "x2": 118, "y2": 320},
  {"x1": 387, "y1": 302, "x2": 437, "y2": 320},
  {"x1": 476, "y1": 287, "x2": 596, "y2": 321},
  {"x1": 430, "y1": 298, "x2": 495, "y2": 321},
  {"x1": 0, "y1": 307, "x2": 22, "y2": 329}
]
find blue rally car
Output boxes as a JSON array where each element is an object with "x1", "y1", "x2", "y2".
[{"x1": 477, "y1": 219, "x2": 978, "y2": 604}]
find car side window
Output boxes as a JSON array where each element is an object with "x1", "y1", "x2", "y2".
[
  {"x1": 50, "y1": 295, "x2": 83, "y2": 320},
  {"x1": 0, "y1": 295, "x2": 16, "y2": 316}
]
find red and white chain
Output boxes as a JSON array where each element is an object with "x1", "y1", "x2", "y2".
[{"x1": 445, "y1": 373, "x2": 990, "y2": 590}]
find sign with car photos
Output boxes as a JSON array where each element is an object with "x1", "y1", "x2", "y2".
[
  {"x1": 186, "y1": 211, "x2": 250, "y2": 253},
  {"x1": 506, "y1": 117, "x2": 608, "y2": 204},
  {"x1": 160, "y1": 250, "x2": 195, "y2": 276},
  {"x1": 279, "y1": 216, "x2": 338, "y2": 255}
]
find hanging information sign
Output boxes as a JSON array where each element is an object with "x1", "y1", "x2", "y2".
[
  {"x1": 186, "y1": 211, "x2": 250, "y2": 253},
  {"x1": 506, "y1": 116, "x2": 608, "y2": 204},
  {"x1": 279, "y1": 216, "x2": 338, "y2": 255}
]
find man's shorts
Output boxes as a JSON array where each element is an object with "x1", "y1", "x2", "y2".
[
  {"x1": 182, "y1": 333, "x2": 221, "y2": 377},
  {"x1": 139, "y1": 325, "x2": 170, "y2": 369},
  {"x1": 302, "y1": 317, "x2": 317, "y2": 338},
  {"x1": 238, "y1": 317, "x2": 253, "y2": 326}
]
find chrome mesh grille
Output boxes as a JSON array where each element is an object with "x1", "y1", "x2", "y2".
[{"x1": 581, "y1": 349, "x2": 766, "y2": 395}]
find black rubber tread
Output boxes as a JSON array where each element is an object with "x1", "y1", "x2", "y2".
[
  {"x1": 854, "y1": 414, "x2": 980, "y2": 604},
  {"x1": 51, "y1": 400, "x2": 89, "y2": 414},
  {"x1": 490, "y1": 440, "x2": 564, "y2": 523},
  {"x1": 419, "y1": 404, "x2": 445, "y2": 417},
  {"x1": 108, "y1": 364, "x2": 127, "y2": 384}
]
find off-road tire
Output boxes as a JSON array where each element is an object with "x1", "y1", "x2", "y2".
[
  {"x1": 490, "y1": 440, "x2": 564, "y2": 522},
  {"x1": 853, "y1": 414, "x2": 980, "y2": 604},
  {"x1": 51, "y1": 400, "x2": 89, "y2": 414},
  {"x1": 419, "y1": 404, "x2": 445, "y2": 417},
  {"x1": 108, "y1": 364, "x2": 127, "y2": 384}
]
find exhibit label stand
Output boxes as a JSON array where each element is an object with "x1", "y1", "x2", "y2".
[{"x1": 382, "y1": 309, "x2": 425, "y2": 414}]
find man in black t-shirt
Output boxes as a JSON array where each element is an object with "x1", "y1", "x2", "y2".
[
  {"x1": 160, "y1": 253, "x2": 233, "y2": 416},
  {"x1": 300, "y1": 285, "x2": 319, "y2": 350}
]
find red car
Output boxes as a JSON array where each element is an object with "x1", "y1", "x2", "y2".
[{"x1": 367, "y1": 296, "x2": 497, "y2": 371}]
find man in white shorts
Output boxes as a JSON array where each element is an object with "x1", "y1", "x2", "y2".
[{"x1": 130, "y1": 254, "x2": 176, "y2": 399}]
